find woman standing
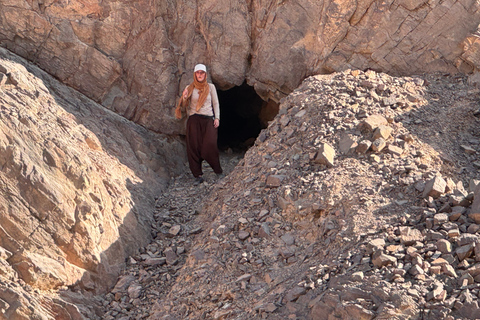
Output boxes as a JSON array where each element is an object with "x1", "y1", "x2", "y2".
[{"x1": 175, "y1": 64, "x2": 223, "y2": 185}]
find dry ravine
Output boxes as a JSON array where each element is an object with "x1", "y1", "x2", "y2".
[{"x1": 101, "y1": 70, "x2": 480, "y2": 320}]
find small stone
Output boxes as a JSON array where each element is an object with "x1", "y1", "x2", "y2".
[
  {"x1": 238, "y1": 230, "x2": 250, "y2": 240},
  {"x1": 461, "y1": 145, "x2": 477, "y2": 154},
  {"x1": 458, "y1": 273, "x2": 474, "y2": 286},
  {"x1": 387, "y1": 144, "x2": 403, "y2": 156},
  {"x1": 359, "y1": 114, "x2": 388, "y2": 132},
  {"x1": 468, "y1": 224, "x2": 480, "y2": 234},
  {"x1": 423, "y1": 176, "x2": 447, "y2": 198},
  {"x1": 366, "y1": 238, "x2": 386, "y2": 254},
  {"x1": 372, "y1": 125, "x2": 393, "y2": 140},
  {"x1": 168, "y1": 225, "x2": 181, "y2": 237},
  {"x1": 431, "y1": 258, "x2": 449, "y2": 266},
  {"x1": 370, "y1": 154, "x2": 381, "y2": 163},
  {"x1": 442, "y1": 264, "x2": 457, "y2": 277},
  {"x1": 164, "y1": 248, "x2": 178, "y2": 265},
  {"x1": 356, "y1": 140, "x2": 372, "y2": 153},
  {"x1": 281, "y1": 233, "x2": 295, "y2": 246},
  {"x1": 399, "y1": 227, "x2": 424, "y2": 245},
  {"x1": 352, "y1": 271, "x2": 364, "y2": 281},
  {"x1": 372, "y1": 251, "x2": 397, "y2": 268},
  {"x1": 474, "y1": 242, "x2": 480, "y2": 262},
  {"x1": 456, "y1": 234, "x2": 479, "y2": 246},
  {"x1": 285, "y1": 286, "x2": 306, "y2": 302},
  {"x1": 314, "y1": 143, "x2": 335, "y2": 167},
  {"x1": 409, "y1": 264, "x2": 424, "y2": 276},
  {"x1": 433, "y1": 213, "x2": 449, "y2": 225},
  {"x1": 236, "y1": 274, "x2": 252, "y2": 282},
  {"x1": 469, "y1": 213, "x2": 480, "y2": 223},
  {"x1": 386, "y1": 244, "x2": 402, "y2": 253},
  {"x1": 339, "y1": 135, "x2": 357, "y2": 154},
  {"x1": 127, "y1": 283, "x2": 142, "y2": 299},
  {"x1": 447, "y1": 229, "x2": 460, "y2": 238},
  {"x1": 456, "y1": 243, "x2": 474, "y2": 261},
  {"x1": 264, "y1": 303, "x2": 277, "y2": 313},
  {"x1": 449, "y1": 206, "x2": 466, "y2": 220},
  {"x1": 436, "y1": 239, "x2": 452, "y2": 254},
  {"x1": 429, "y1": 266, "x2": 442, "y2": 274},
  {"x1": 143, "y1": 257, "x2": 166, "y2": 266},
  {"x1": 371, "y1": 138, "x2": 387, "y2": 152},
  {"x1": 190, "y1": 226, "x2": 202, "y2": 234},
  {"x1": 258, "y1": 223, "x2": 271, "y2": 238},
  {"x1": 266, "y1": 175, "x2": 286, "y2": 187}
]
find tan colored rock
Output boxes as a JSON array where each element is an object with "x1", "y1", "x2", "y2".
[
  {"x1": 431, "y1": 258, "x2": 449, "y2": 266},
  {"x1": 371, "y1": 138, "x2": 387, "y2": 152},
  {"x1": 429, "y1": 266, "x2": 442, "y2": 275},
  {"x1": 366, "y1": 238, "x2": 386, "y2": 254},
  {"x1": 356, "y1": 140, "x2": 372, "y2": 153},
  {"x1": 399, "y1": 227, "x2": 424, "y2": 245},
  {"x1": 372, "y1": 125, "x2": 393, "y2": 140},
  {"x1": 442, "y1": 264, "x2": 458, "y2": 278},
  {"x1": 372, "y1": 251, "x2": 397, "y2": 268},
  {"x1": 359, "y1": 115, "x2": 388, "y2": 132},
  {"x1": 314, "y1": 143, "x2": 335, "y2": 167},
  {"x1": 433, "y1": 213, "x2": 449, "y2": 225},
  {"x1": 387, "y1": 144, "x2": 404, "y2": 156},
  {"x1": 423, "y1": 176, "x2": 447, "y2": 198}
]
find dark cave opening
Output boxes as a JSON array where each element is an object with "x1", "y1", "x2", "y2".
[{"x1": 217, "y1": 82, "x2": 279, "y2": 151}]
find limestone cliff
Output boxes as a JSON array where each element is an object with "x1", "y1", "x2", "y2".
[{"x1": 1, "y1": 0, "x2": 480, "y2": 135}]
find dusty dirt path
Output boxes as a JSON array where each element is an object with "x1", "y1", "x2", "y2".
[{"x1": 101, "y1": 152, "x2": 243, "y2": 320}]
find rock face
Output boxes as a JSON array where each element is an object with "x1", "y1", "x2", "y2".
[
  {"x1": 0, "y1": 48, "x2": 184, "y2": 319},
  {"x1": 1, "y1": 0, "x2": 480, "y2": 135}
]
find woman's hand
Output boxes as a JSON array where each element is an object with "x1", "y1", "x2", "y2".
[
  {"x1": 213, "y1": 119, "x2": 219, "y2": 128},
  {"x1": 182, "y1": 88, "x2": 188, "y2": 99},
  {"x1": 175, "y1": 107, "x2": 182, "y2": 119}
]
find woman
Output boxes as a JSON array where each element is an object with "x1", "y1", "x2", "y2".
[{"x1": 175, "y1": 64, "x2": 223, "y2": 185}]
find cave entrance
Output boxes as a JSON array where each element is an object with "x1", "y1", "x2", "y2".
[{"x1": 217, "y1": 82, "x2": 279, "y2": 151}]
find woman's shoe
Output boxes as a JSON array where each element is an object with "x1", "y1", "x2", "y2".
[{"x1": 194, "y1": 176, "x2": 204, "y2": 186}]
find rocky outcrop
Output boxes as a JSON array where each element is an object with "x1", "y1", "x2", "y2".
[
  {"x1": 0, "y1": 47, "x2": 185, "y2": 319},
  {"x1": 1, "y1": 1, "x2": 480, "y2": 135}
]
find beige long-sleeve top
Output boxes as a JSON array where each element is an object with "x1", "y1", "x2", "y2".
[{"x1": 186, "y1": 83, "x2": 220, "y2": 120}]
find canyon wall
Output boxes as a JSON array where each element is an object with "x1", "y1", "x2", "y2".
[
  {"x1": 0, "y1": 47, "x2": 184, "y2": 319},
  {"x1": 1, "y1": 0, "x2": 480, "y2": 135}
]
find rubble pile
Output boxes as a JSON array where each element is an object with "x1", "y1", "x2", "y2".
[{"x1": 103, "y1": 70, "x2": 480, "y2": 320}]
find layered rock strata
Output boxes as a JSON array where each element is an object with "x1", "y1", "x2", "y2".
[
  {"x1": 0, "y1": 47, "x2": 184, "y2": 319},
  {"x1": 1, "y1": 0, "x2": 480, "y2": 134}
]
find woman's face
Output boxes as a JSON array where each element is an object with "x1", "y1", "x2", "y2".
[{"x1": 195, "y1": 71, "x2": 206, "y2": 82}]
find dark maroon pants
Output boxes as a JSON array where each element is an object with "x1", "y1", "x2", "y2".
[{"x1": 186, "y1": 114, "x2": 223, "y2": 177}]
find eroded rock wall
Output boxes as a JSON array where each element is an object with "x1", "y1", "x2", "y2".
[
  {"x1": 1, "y1": 0, "x2": 480, "y2": 135},
  {"x1": 0, "y1": 47, "x2": 184, "y2": 319}
]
